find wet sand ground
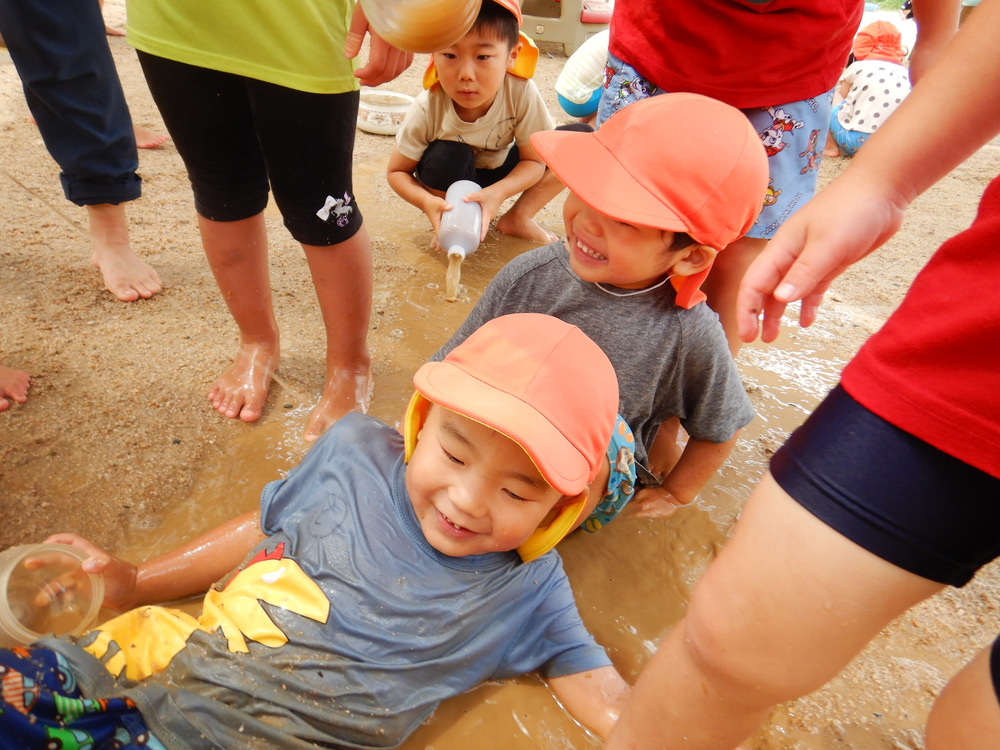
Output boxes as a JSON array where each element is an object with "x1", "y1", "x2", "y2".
[{"x1": 2, "y1": 6, "x2": 1000, "y2": 748}]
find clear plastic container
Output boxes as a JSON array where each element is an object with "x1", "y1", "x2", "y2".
[
  {"x1": 0, "y1": 543, "x2": 104, "y2": 646},
  {"x1": 440, "y1": 180, "x2": 482, "y2": 301},
  {"x1": 359, "y1": 0, "x2": 480, "y2": 53}
]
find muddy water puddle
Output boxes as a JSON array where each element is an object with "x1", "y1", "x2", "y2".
[{"x1": 115, "y1": 162, "x2": 917, "y2": 749}]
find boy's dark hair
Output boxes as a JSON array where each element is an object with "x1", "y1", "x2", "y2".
[
  {"x1": 473, "y1": 0, "x2": 520, "y2": 50},
  {"x1": 670, "y1": 232, "x2": 696, "y2": 252}
]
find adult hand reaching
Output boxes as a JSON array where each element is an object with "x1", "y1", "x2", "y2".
[
  {"x1": 344, "y1": 4, "x2": 414, "y2": 87},
  {"x1": 737, "y1": 169, "x2": 909, "y2": 343}
]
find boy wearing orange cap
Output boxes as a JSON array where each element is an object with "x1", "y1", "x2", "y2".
[
  {"x1": 4, "y1": 314, "x2": 627, "y2": 748},
  {"x1": 436, "y1": 93, "x2": 769, "y2": 527},
  {"x1": 387, "y1": 0, "x2": 560, "y2": 245},
  {"x1": 825, "y1": 20, "x2": 912, "y2": 158}
]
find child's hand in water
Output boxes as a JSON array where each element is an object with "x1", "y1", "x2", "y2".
[
  {"x1": 628, "y1": 487, "x2": 687, "y2": 519},
  {"x1": 41, "y1": 533, "x2": 138, "y2": 613}
]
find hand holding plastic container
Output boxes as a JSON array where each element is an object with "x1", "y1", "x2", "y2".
[
  {"x1": 0, "y1": 543, "x2": 104, "y2": 646},
  {"x1": 439, "y1": 180, "x2": 483, "y2": 301}
]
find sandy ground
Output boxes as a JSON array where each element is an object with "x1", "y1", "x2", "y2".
[{"x1": 2, "y1": 5, "x2": 1000, "y2": 749}]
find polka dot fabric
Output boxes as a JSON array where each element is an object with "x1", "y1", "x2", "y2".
[{"x1": 836, "y1": 59, "x2": 911, "y2": 135}]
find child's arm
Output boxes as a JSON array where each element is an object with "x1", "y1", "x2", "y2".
[
  {"x1": 387, "y1": 147, "x2": 450, "y2": 236},
  {"x1": 548, "y1": 665, "x2": 630, "y2": 740},
  {"x1": 462, "y1": 144, "x2": 547, "y2": 235},
  {"x1": 633, "y1": 433, "x2": 739, "y2": 517},
  {"x1": 739, "y1": 0, "x2": 1000, "y2": 343},
  {"x1": 44, "y1": 511, "x2": 265, "y2": 612}
]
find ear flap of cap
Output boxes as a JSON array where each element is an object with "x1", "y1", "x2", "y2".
[
  {"x1": 423, "y1": 32, "x2": 539, "y2": 89},
  {"x1": 509, "y1": 33, "x2": 538, "y2": 79},
  {"x1": 422, "y1": 56, "x2": 440, "y2": 90},
  {"x1": 669, "y1": 263, "x2": 712, "y2": 310},
  {"x1": 516, "y1": 490, "x2": 589, "y2": 563},
  {"x1": 404, "y1": 391, "x2": 431, "y2": 462}
]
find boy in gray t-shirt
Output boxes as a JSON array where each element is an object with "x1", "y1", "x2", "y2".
[{"x1": 436, "y1": 93, "x2": 769, "y2": 529}]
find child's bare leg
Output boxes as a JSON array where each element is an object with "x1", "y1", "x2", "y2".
[
  {"x1": 87, "y1": 202, "x2": 163, "y2": 302},
  {"x1": 605, "y1": 473, "x2": 944, "y2": 750},
  {"x1": 301, "y1": 225, "x2": 373, "y2": 442},
  {"x1": 133, "y1": 125, "x2": 169, "y2": 149},
  {"x1": 495, "y1": 170, "x2": 562, "y2": 244},
  {"x1": 700, "y1": 235, "x2": 768, "y2": 355},
  {"x1": 823, "y1": 129, "x2": 841, "y2": 158},
  {"x1": 199, "y1": 213, "x2": 280, "y2": 423},
  {"x1": 0, "y1": 365, "x2": 30, "y2": 411},
  {"x1": 926, "y1": 644, "x2": 1000, "y2": 749}
]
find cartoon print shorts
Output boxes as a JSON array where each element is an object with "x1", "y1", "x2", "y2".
[
  {"x1": 583, "y1": 414, "x2": 637, "y2": 532},
  {"x1": 597, "y1": 53, "x2": 835, "y2": 239},
  {"x1": 0, "y1": 646, "x2": 165, "y2": 749}
]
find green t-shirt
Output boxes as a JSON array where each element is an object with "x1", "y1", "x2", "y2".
[{"x1": 126, "y1": 0, "x2": 358, "y2": 94}]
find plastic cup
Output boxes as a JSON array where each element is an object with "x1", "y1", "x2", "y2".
[{"x1": 0, "y1": 543, "x2": 104, "y2": 646}]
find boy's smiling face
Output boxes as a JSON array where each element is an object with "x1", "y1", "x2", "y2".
[
  {"x1": 406, "y1": 404, "x2": 567, "y2": 557},
  {"x1": 563, "y1": 192, "x2": 681, "y2": 290},
  {"x1": 431, "y1": 28, "x2": 520, "y2": 122}
]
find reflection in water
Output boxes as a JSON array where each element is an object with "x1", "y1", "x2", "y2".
[{"x1": 114, "y1": 162, "x2": 922, "y2": 749}]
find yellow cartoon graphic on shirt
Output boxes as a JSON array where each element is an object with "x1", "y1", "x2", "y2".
[{"x1": 84, "y1": 543, "x2": 330, "y2": 681}]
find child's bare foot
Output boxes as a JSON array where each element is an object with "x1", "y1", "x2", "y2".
[
  {"x1": 303, "y1": 369, "x2": 373, "y2": 442},
  {"x1": 208, "y1": 343, "x2": 280, "y2": 423},
  {"x1": 87, "y1": 203, "x2": 163, "y2": 301},
  {"x1": 496, "y1": 212, "x2": 558, "y2": 244},
  {"x1": 0, "y1": 365, "x2": 30, "y2": 411},
  {"x1": 822, "y1": 145, "x2": 841, "y2": 157},
  {"x1": 105, "y1": 24, "x2": 125, "y2": 36},
  {"x1": 134, "y1": 126, "x2": 169, "y2": 149}
]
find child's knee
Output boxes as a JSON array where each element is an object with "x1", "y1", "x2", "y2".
[{"x1": 682, "y1": 582, "x2": 840, "y2": 706}]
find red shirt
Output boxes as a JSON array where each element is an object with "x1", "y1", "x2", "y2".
[
  {"x1": 609, "y1": 0, "x2": 862, "y2": 109},
  {"x1": 842, "y1": 175, "x2": 1000, "y2": 479}
]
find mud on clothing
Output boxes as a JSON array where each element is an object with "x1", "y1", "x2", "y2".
[{"x1": 40, "y1": 414, "x2": 609, "y2": 749}]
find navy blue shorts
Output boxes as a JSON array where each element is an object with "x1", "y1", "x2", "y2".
[
  {"x1": 771, "y1": 384, "x2": 1000, "y2": 588},
  {"x1": 136, "y1": 51, "x2": 363, "y2": 247},
  {"x1": 992, "y1": 636, "x2": 1000, "y2": 705}
]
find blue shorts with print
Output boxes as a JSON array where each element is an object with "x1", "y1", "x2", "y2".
[
  {"x1": 597, "y1": 53, "x2": 834, "y2": 239},
  {"x1": 583, "y1": 414, "x2": 637, "y2": 532},
  {"x1": 828, "y1": 101, "x2": 870, "y2": 157}
]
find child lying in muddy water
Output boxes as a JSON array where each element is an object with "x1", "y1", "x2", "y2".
[
  {"x1": 435, "y1": 93, "x2": 769, "y2": 526},
  {"x1": 1, "y1": 314, "x2": 628, "y2": 749}
]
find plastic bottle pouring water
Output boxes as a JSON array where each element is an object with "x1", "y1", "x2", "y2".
[{"x1": 440, "y1": 180, "x2": 482, "y2": 301}]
